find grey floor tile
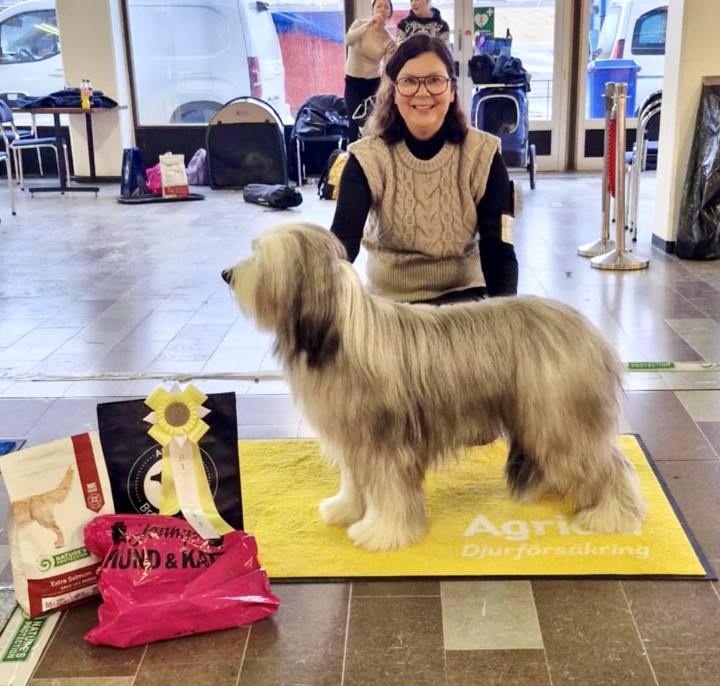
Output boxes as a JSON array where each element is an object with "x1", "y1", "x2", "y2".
[
  {"x1": 352, "y1": 580, "x2": 440, "y2": 597},
  {"x1": 32, "y1": 601, "x2": 146, "y2": 679},
  {"x1": 0, "y1": 397, "x2": 54, "y2": 436},
  {"x1": 0, "y1": 381, "x2": 74, "y2": 398},
  {"x1": 236, "y1": 395, "x2": 303, "y2": 425},
  {"x1": 653, "y1": 459, "x2": 720, "y2": 560},
  {"x1": 21, "y1": 397, "x2": 105, "y2": 446},
  {"x1": 646, "y1": 648, "x2": 720, "y2": 686},
  {"x1": 0, "y1": 587, "x2": 16, "y2": 631},
  {"x1": 623, "y1": 391, "x2": 719, "y2": 461},
  {"x1": 29, "y1": 679, "x2": 135, "y2": 686},
  {"x1": 238, "y1": 583, "x2": 348, "y2": 685},
  {"x1": 698, "y1": 421, "x2": 720, "y2": 453},
  {"x1": 446, "y1": 649, "x2": 551, "y2": 686},
  {"x1": 237, "y1": 424, "x2": 301, "y2": 439},
  {"x1": 533, "y1": 580, "x2": 656, "y2": 686},
  {"x1": 622, "y1": 579, "x2": 720, "y2": 650},
  {"x1": 344, "y1": 595, "x2": 446, "y2": 686},
  {"x1": 245, "y1": 380, "x2": 291, "y2": 395}
]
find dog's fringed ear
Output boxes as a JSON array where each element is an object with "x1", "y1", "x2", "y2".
[
  {"x1": 263, "y1": 226, "x2": 343, "y2": 369},
  {"x1": 292, "y1": 292, "x2": 340, "y2": 368},
  {"x1": 289, "y1": 232, "x2": 342, "y2": 368}
]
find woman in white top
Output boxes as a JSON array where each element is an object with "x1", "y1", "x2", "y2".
[{"x1": 344, "y1": 0, "x2": 395, "y2": 142}]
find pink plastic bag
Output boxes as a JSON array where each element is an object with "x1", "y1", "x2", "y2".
[
  {"x1": 83, "y1": 514, "x2": 280, "y2": 648},
  {"x1": 145, "y1": 163, "x2": 162, "y2": 196}
]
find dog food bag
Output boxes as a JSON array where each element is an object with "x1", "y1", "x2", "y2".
[
  {"x1": 0, "y1": 433, "x2": 115, "y2": 618},
  {"x1": 159, "y1": 152, "x2": 189, "y2": 198},
  {"x1": 84, "y1": 514, "x2": 280, "y2": 648}
]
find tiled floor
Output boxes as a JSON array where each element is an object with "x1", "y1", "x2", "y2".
[{"x1": 1, "y1": 168, "x2": 719, "y2": 685}]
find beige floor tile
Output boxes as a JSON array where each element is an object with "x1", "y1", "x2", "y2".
[
  {"x1": 676, "y1": 390, "x2": 720, "y2": 423},
  {"x1": 441, "y1": 580, "x2": 543, "y2": 651}
]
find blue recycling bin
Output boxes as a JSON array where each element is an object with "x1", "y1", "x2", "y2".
[{"x1": 587, "y1": 59, "x2": 641, "y2": 118}]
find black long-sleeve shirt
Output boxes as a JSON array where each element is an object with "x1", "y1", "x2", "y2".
[{"x1": 330, "y1": 129, "x2": 519, "y2": 297}]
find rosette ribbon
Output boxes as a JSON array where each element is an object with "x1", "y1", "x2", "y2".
[{"x1": 144, "y1": 383, "x2": 233, "y2": 538}]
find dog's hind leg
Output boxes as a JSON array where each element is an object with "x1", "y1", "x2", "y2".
[
  {"x1": 505, "y1": 438, "x2": 546, "y2": 503},
  {"x1": 319, "y1": 450, "x2": 366, "y2": 527},
  {"x1": 574, "y1": 445, "x2": 646, "y2": 535},
  {"x1": 36, "y1": 510, "x2": 65, "y2": 548},
  {"x1": 347, "y1": 454, "x2": 426, "y2": 552}
]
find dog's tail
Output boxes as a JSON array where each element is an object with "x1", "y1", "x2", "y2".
[
  {"x1": 575, "y1": 447, "x2": 646, "y2": 534},
  {"x1": 46, "y1": 466, "x2": 75, "y2": 504}
]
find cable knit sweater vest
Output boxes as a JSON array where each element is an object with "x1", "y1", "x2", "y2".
[{"x1": 349, "y1": 129, "x2": 500, "y2": 302}]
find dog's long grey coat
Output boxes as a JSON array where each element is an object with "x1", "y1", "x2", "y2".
[{"x1": 225, "y1": 222, "x2": 646, "y2": 551}]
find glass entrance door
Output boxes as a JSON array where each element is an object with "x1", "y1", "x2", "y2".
[
  {"x1": 576, "y1": 0, "x2": 667, "y2": 170},
  {"x1": 453, "y1": 0, "x2": 569, "y2": 172}
]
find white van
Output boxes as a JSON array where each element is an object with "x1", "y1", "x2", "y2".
[
  {"x1": 0, "y1": 0, "x2": 291, "y2": 124},
  {"x1": 0, "y1": 0, "x2": 63, "y2": 96},
  {"x1": 593, "y1": 0, "x2": 667, "y2": 111},
  {"x1": 126, "y1": 0, "x2": 291, "y2": 124}
]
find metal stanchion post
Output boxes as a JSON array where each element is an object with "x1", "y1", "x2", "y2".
[
  {"x1": 579, "y1": 82, "x2": 616, "y2": 257},
  {"x1": 591, "y1": 83, "x2": 649, "y2": 271}
]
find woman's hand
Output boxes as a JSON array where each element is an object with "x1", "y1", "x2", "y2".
[{"x1": 369, "y1": 13, "x2": 385, "y2": 29}]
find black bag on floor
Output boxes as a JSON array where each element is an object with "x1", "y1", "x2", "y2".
[
  {"x1": 243, "y1": 184, "x2": 303, "y2": 209},
  {"x1": 120, "y1": 147, "x2": 148, "y2": 197},
  {"x1": 676, "y1": 80, "x2": 720, "y2": 260}
]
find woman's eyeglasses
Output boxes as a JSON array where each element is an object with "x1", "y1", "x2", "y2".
[{"x1": 395, "y1": 75, "x2": 452, "y2": 96}]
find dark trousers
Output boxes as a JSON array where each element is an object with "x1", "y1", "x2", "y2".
[
  {"x1": 344, "y1": 75, "x2": 381, "y2": 143},
  {"x1": 413, "y1": 287, "x2": 487, "y2": 306}
]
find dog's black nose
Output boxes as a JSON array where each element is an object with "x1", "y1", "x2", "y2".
[{"x1": 221, "y1": 268, "x2": 233, "y2": 285}]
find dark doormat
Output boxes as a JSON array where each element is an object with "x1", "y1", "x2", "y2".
[{"x1": 116, "y1": 193, "x2": 205, "y2": 204}]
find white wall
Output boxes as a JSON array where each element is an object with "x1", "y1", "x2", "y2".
[
  {"x1": 653, "y1": 0, "x2": 720, "y2": 246},
  {"x1": 56, "y1": 0, "x2": 133, "y2": 177}
]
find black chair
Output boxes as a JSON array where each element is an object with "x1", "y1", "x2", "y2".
[{"x1": 291, "y1": 94, "x2": 349, "y2": 186}]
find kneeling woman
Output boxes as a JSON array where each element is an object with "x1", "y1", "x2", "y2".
[{"x1": 330, "y1": 34, "x2": 518, "y2": 305}]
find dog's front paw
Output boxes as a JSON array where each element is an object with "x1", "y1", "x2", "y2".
[
  {"x1": 319, "y1": 494, "x2": 364, "y2": 526},
  {"x1": 347, "y1": 517, "x2": 425, "y2": 552}
]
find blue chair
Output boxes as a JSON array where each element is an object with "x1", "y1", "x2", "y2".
[
  {"x1": 0, "y1": 100, "x2": 69, "y2": 190},
  {"x1": 0, "y1": 150, "x2": 17, "y2": 216},
  {"x1": 0, "y1": 92, "x2": 44, "y2": 177}
]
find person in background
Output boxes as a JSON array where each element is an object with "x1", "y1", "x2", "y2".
[
  {"x1": 330, "y1": 34, "x2": 518, "y2": 305},
  {"x1": 395, "y1": 0, "x2": 450, "y2": 46},
  {"x1": 344, "y1": 0, "x2": 395, "y2": 143}
]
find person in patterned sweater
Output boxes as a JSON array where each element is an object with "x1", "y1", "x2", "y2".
[{"x1": 395, "y1": 0, "x2": 450, "y2": 46}]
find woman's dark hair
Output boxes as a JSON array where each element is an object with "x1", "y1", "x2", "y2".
[
  {"x1": 371, "y1": 0, "x2": 394, "y2": 18},
  {"x1": 365, "y1": 34, "x2": 468, "y2": 144}
]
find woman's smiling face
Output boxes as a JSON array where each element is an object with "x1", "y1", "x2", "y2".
[{"x1": 394, "y1": 51, "x2": 455, "y2": 140}]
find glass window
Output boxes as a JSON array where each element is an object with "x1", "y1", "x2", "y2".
[
  {"x1": 471, "y1": 0, "x2": 556, "y2": 120},
  {"x1": 126, "y1": 0, "x2": 293, "y2": 125},
  {"x1": 593, "y1": 6, "x2": 620, "y2": 60},
  {"x1": 0, "y1": 8, "x2": 59, "y2": 64},
  {"x1": 632, "y1": 8, "x2": 666, "y2": 55},
  {"x1": 272, "y1": 1, "x2": 347, "y2": 118}
]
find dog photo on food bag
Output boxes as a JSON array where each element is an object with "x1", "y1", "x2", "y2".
[
  {"x1": 222, "y1": 222, "x2": 646, "y2": 552},
  {"x1": 11, "y1": 467, "x2": 74, "y2": 549}
]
